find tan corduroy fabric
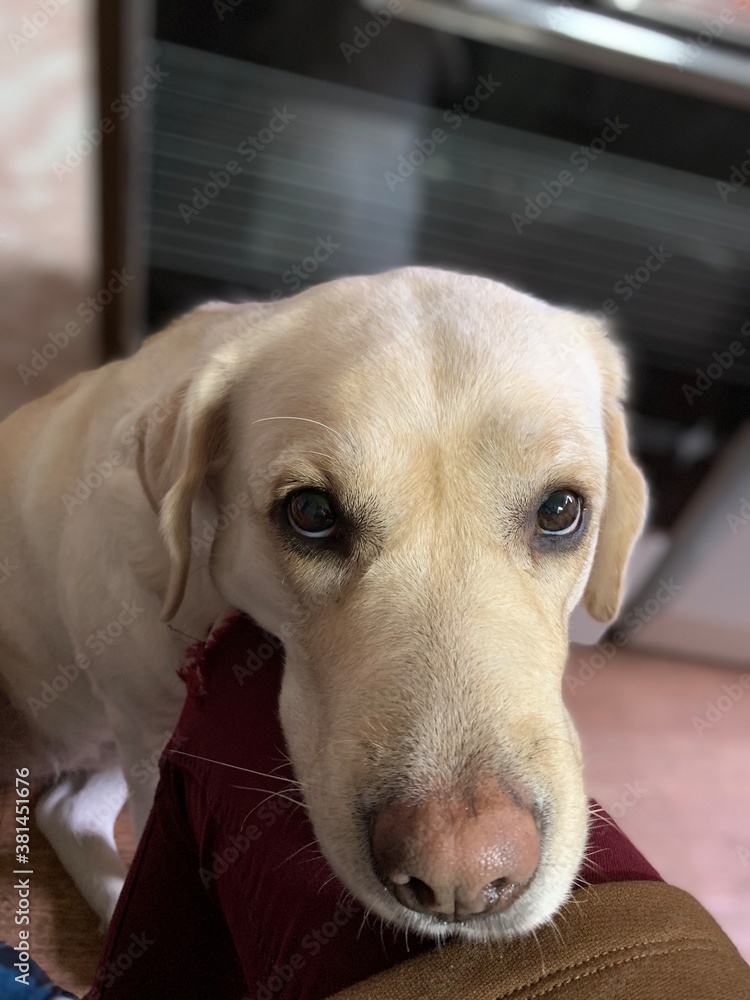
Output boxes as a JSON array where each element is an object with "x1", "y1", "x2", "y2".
[{"x1": 326, "y1": 881, "x2": 750, "y2": 999}]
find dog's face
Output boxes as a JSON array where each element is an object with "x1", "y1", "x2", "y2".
[{"x1": 150, "y1": 268, "x2": 647, "y2": 941}]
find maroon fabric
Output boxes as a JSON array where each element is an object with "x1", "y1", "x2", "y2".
[{"x1": 84, "y1": 613, "x2": 661, "y2": 1000}]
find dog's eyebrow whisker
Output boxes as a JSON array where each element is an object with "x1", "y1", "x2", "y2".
[
  {"x1": 168, "y1": 749, "x2": 301, "y2": 785},
  {"x1": 250, "y1": 415, "x2": 349, "y2": 446}
]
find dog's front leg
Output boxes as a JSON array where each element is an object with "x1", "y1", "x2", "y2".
[
  {"x1": 118, "y1": 732, "x2": 171, "y2": 842},
  {"x1": 35, "y1": 765, "x2": 129, "y2": 929},
  {"x1": 102, "y1": 686, "x2": 185, "y2": 843}
]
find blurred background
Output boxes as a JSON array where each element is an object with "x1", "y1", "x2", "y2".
[{"x1": 0, "y1": 0, "x2": 748, "y2": 991}]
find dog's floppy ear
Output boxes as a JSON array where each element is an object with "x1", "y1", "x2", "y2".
[
  {"x1": 136, "y1": 345, "x2": 243, "y2": 621},
  {"x1": 582, "y1": 326, "x2": 648, "y2": 623}
]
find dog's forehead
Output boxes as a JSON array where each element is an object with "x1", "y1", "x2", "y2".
[
  {"x1": 240, "y1": 272, "x2": 608, "y2": 496},
  {"x1": 272, "y1": 276, "x2": 602, "y2": 437}
]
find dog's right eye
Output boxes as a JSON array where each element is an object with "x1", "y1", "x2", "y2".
[
  {"x1": 535, "y1": 490, "x2": 583, "y2": 536},
  {"x1": 286, "y1": 490, "x2": 338, "y2": 538}
]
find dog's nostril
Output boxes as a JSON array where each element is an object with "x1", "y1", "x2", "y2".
[
  {"x1": 483, "y1": 875, "x2": 523, "y2": 910},
  {"x1": 486, "y1": 876, "x2": 508, "y2": 900},
  {"x1": 400, "y1": 876, "x2": 436, "y2": 910}
]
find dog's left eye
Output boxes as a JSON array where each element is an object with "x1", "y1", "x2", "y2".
[
  {"x1": 536, "y1": 490, "x2": 583, "y2": 536},
  {"x1": 287, "y1": 490, "x2": 338, "y2": 538}
]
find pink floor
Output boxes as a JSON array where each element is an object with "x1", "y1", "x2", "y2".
[{"x1": 565, "y1": 645, "x2": 750, "y2": 961}]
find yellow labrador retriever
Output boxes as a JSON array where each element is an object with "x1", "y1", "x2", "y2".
[{"x1": 0, "y1": 267, "x2": 646, "y2": 938}]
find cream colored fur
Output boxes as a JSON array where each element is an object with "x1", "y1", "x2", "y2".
[{"x1": 0, "y1": 267, "x2": 646, "y2": 935}]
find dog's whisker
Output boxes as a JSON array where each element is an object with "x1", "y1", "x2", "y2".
[
  {"x1": 546, "y1": 913, "x2": 566, "y2": 948},
  {"x1": 275, "y1": 838, "x2": 321, "y2": 871},
  {"x1": 168, "y1": 749, "x2": 302, "y2": 785},
  {"x1": 580, "y1": 858, "x2": 606, "y2": 875},
  {"x1": 587, "y1": 809, "x2": 621, "y2": 833},
  {"x1": 232, "y1": 783, "x2": 304, "y2": 802},
  {"x1": 357, "y1": 905, "x2": 375, "y2": 939},
  {"x1": 317, "y1": 871, "x2": 339, "y2": 895},
  {"x1": 238, "y1": 788, "x2": 308, "y2": 831},
  {"x1": 530, "y1": 927, "x2": 546, "y2": 975},
  {"x1": 581, "y1": 848, "x2": 608, "y2": 861},
  {"x1": 298, "y1": 853, "x2": 325, "y2": 866}
]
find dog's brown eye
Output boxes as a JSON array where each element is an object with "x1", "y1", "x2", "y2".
[
  {"x1": 536, "y1": 491, "x2": 582, "y2": 536},
  {"x1": 287, "y1": 490, "x2": 338, "y2": 538}
]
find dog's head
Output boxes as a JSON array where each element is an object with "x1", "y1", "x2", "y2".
[{"x1": 142, "y1": 268, "x2": 647, "y2": 941}]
